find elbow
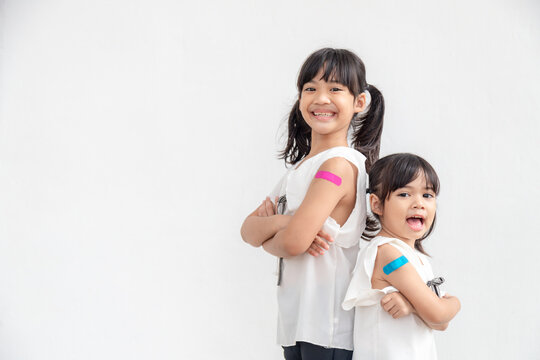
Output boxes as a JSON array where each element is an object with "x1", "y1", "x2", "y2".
[
  {"x1": 437, "y1": 322, "x2": 449, "y2": 331},
  {"x1": 429, "y1": 322, "x2": 449, "y2": 331},
  {"x1": 240, "y1": 222, "x2": 261, "y2": 247},
  {"x1": 422, "y1": 309, "x2": 447, "y2": 326},
  {"x1": 423, "y1": 298, "x2": 460, "y2": 325},
  {"x1": 280, "y1": 233, "x2": 309, "y2": 257},
  {"x1": 283, "y1": 243, "x2": 305, "y2": 257},
  {"x1": 418, "y1": 297, "x2": 460, "y2": 327},
  {"x1": 239, "y1": 225, "x2": 248, "y2": 244}
]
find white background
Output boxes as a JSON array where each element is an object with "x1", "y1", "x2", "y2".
[{"x1": 1, "y1": 0, "x2": 539, "y2": 359}]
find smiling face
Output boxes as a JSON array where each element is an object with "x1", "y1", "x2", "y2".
[
  {"x1": 299, "y1": 69, "x2": 366, "y2": 137},
  {"x1": 370, "y1": 172, "x2": 437, "y2": 245}
]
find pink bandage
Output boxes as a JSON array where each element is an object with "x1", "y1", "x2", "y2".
[{"x1": 315, "y1": 171, "x2": 342, "y2": 186}]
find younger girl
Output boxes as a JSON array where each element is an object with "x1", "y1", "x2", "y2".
[
  {"x1": 241, "y1": 48, "x2": 384, "y2": 359},
  {"x1": 343, "y1": 153, "x2": 461, "y2": 360}
]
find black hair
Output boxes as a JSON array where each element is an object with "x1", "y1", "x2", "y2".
[
  {"x1": 363, "y1": 153, "x2": 440, "y2": 255},
  {"x1": 279, "y1": 48, "x2": 384, "y2": 172}
]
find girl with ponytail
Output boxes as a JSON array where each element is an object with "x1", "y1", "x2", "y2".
[
  {"x1": 241, "y1": 48, "x2": 403, "y2": 359},
  {"x1": 280, "y1": 48, "x2": 384, "y2": 173}
]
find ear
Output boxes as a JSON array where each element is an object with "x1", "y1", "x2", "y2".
[
  {"x1": 370, "y1": 194, "x2": 383, "y2": 216},
  {"x1": 353, "y1": 92, "x2": 367, "y2": 113}
]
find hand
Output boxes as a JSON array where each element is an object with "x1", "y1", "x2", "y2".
[
  {"x1": 256, "y1": 196, "x2": 278, "y2": 217},
  {"x1": 381, "y1": 292, "x2": 415, "y2": 319},
  {"x1": 306, "y1": 230, "x2": 334, "y2": 257}
]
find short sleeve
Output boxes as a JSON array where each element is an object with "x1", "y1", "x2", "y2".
[{"x1": 342, "y1": 237, "x2": 408, "y2": 310}]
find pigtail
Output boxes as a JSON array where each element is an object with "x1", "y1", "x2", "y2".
[
  {"x1": 351, "y1": 84, "x2": 384, "y2": 173},
  {"x1": 279, "y1": 100, "x2": 311, "y2": 165},
  {"x1": 362, "y1": 214, "x2": 380, "y2": 241}
]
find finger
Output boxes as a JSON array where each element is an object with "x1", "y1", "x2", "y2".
[
  {"x1": 314, "y1": 236, "x2": 330, "y2": 250},
  {"x1": 384, "y1": 302, "x2": 396, "y2": 313},
  {"x1": 317, "y1": 230, "x2": 334, "y2": 243},
  {"x1": 264, "y1": 198, "x2": 274, "y2": 216},
  {"x1": 381, "y1": 293, "x2": 394, "y2": 305},
  {"x1": 393, "y1": 307, "x2": 405, "y2": 319},
  {"x1": 274, "y1": 196, "x2": 279, "y2": 214},
  {"x1": 310, "y1": 242, "x2": 324, "y2": 255},
  {"x1": 308, "y1": 248, "x2": 319, "y2": 257},
  {"x1": 257, "y1": 202, "x2": 265, "y2": 216},
  {"x1": 313, "y1": 236, "x2": 330, "y2": 250},
  {"x1": 263, "y1": 197, "x2": 270, "y2": 216},
  {"x1": 267, "y1": 197, "x2": 275, "y2": 215}
]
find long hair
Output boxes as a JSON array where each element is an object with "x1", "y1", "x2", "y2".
[
  {"x1": 363, "y1": 153, "x2": 440, "y2": 255},
  {"x1": 279, "y1": 48, "x2": 384, "y2": 172}
]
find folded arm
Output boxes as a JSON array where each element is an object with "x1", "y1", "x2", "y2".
[
  {"x1": 261, "y1": 157, "x2": 356, "y2": 258},
  {"x1": 375, "y1": 244, "x2": 461, "y2": 328},
  {"x1": 240, "y1": 197, "x2": 291, "y2": 247}
]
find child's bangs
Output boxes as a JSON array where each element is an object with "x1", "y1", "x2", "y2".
[
  {"x1": 380, "y1": 155, "x2": 440, "y2": 199},
  {"x1": 297, "y1": 49, "x2": 361, "y2": 94}
]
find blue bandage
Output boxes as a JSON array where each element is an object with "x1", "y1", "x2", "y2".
[{"x1": 383, "y1": 255, "x2": 409, "y2": 275}]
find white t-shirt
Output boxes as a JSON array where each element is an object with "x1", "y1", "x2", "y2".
[
  {"x1": 269, "y1": 146, "x2": 367, "y2": 350},
  {"x1": 343, "y1": 236, "x2": 439, "y2": 360}
]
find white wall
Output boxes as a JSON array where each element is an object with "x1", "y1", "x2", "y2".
[{"x1": 1, "y1": 0, "x2": 539, "y2": 359}]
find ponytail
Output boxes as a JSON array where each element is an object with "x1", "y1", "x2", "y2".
[
  {"x1": 351, "y1": 84, "x2": 384, "y2": 173},
  {"x1": 279, "y1": 100, "x2": 311, "y2": 165}
]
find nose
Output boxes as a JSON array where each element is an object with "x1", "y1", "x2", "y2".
[
  {"x1": 314, "y1": 91, "x2": 331, "y2": 104},
  {"x1": 412, "y1": 195, "x2": 425, "y2": 209}
]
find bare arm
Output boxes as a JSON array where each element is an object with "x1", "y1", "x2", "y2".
[
  {"x1": 262, "y1": 157, "x2": 356, "y2": 258},
  {"x1": 374, "y1": 244, "x2": 461, "y2": 326},
  {"x1": 381, "y1": 291, "x2": 452, "y2": 331},
  {"x1": 380, "y1": 292, "x2": 415, "y2": 319},
  {"x1": 240, "y1": 197, "x2": 291, "y2": 247}
]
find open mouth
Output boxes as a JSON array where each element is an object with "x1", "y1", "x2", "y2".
[
  {"x1": 312, "y1": 112, "x2": 336, "y2": 120},
  {"x1": 406, "y1": 216, "x2": 425, "y2": 231}
]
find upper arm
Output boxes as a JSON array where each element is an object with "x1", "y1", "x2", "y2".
[
  {"x1": 375, "y1": 245, "x2": 449, "y2": 325},
  {"x1": 279, "y1": 157, "x2": 356, "y2": 255}
]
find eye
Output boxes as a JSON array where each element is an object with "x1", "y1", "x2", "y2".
[
  {"x1": 423, "y1": 193, "x2": 435, "y2": 198},
  {"x1": 303, "y1": 87, "x2": 316, "y2": 92},
  {"x1": 397, "y1": 193, "x2": 410, "y2": 197},
  {"x1": 330, "y1": 87, "x2": 343, "y2": 92}
]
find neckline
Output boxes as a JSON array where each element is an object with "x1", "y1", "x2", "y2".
[{"x1": 292, "y1": 146, "x2": 351, "y2": 171}]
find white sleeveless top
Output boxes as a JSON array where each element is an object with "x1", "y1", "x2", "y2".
[
  {"x1": 269, "y1": 146, "x2": 367, "y2": 350},
  {"x1": 342, "y1": 236, "x2": 439, "y2": 360}
]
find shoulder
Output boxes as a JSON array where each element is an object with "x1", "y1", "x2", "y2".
[
  {"x1": 376, "y1": 242, "x2": 406, "y2": 265},
  {"x1": 312, "y1": 157, "x2": 357, "y2": 192},
  {"x1": 317, "y1": 157, "x2": 357, "y2": 180},
  {"x1": 321, "y1": 146, "x2": 366, "y2": 172}
]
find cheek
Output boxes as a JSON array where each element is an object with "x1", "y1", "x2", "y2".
[{"x1": 299, "y1": 99, "x2": 310, "y2": 114}]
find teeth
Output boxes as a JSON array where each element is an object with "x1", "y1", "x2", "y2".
[{"x1": 314, "y1": 112, "x2": 334, "y2": 116}]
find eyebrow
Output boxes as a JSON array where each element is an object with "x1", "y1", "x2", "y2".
[{"x1": 400, "y1": 185, "x2": 435, "y2": 191}]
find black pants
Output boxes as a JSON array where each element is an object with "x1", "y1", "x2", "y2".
[{"x1": 283, "y1": 341, "x2": 353, "y2": 360}]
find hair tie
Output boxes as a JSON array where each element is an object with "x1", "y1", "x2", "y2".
[{"x1": 358, "y1": 89, "x2": 371, "y2": 115}]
